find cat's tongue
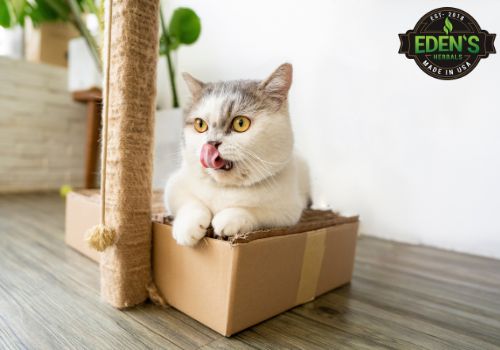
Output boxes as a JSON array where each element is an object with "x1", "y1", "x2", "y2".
[{"x1": 200, "y1": 143, "x2": 225, "y2": 169}]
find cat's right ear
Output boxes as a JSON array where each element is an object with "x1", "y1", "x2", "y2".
[
  {"x1": 259, "y1": 63, "x2": 293, "y2": 104},
  {"x1": 182, "y1": 72, "x2": 205, "y2": 97}
]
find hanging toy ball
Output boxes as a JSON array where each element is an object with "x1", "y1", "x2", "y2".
[{"x1": 86, "y1": 224, "x2": 116, "y2": 252}]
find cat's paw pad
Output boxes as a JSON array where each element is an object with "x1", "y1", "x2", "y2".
[
  {"x1": 172, "y1": 215, "x2": 210, "y2": 247},
  {"x1": 212, "y1": 210, "x2": 255, "y2": 237}
]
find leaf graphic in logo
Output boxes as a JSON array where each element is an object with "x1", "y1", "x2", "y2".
[{"x1": 443, "y1": 17, "x2": 453, "y2": 34}]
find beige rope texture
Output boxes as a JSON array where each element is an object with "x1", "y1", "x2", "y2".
[
  {"x1": 87, "y1": 0, "x2": 160, "y2": 308},
  {"x1": 100, "y1": 0, "x2": 113, "y2": 226},
  {"x1": 85, "y1": 0, "x2": 116, "y2": 253}
]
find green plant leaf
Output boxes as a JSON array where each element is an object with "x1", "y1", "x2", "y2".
[
  {"x1": 81, "y1": 0, "x2": 98, "y2": 17},
  {"x1": 168, "y1": 7, "x2": 201, "y2": 48},
  {"x1": 169, "y1": 36, "x2": 180, "y2": 50},
  {"x1": 0, "y1": 0, "x2": 12, "y2": 27},
  {"x1": 29, "y1": 0, "x2": 64, "y2": 25},
  {"x1": 12, "y1": 0, "x2": 29, "y2": 25},
  {"x1": 159, "y1": 34, "x2": 180, "y2": 55},
  {"x1": 10, "y1": 0, "x2": 25, "y2": 15},
  {"x1": 444, "y1": 17, "x2": 453, "y2": 34}
]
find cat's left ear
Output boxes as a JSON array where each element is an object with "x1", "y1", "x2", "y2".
[{"x1": 259, "y1": 63, "x2": 293, "y2": 104}]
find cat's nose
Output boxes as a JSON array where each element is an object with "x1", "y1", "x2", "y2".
[{"x1": 207, "y1": 140, "x2": 221, "y2": 149}]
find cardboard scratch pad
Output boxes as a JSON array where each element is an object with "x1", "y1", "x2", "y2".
[{"x1": 65, "y1": 190, "x2": 359, "y2": 336}]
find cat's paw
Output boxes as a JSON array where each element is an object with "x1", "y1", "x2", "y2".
[
  {"x1": 172, "y1": 204, "x2": 212, "y2": 246},
  {"x1": 172, "y1": 218, "x2": 207, "y2": 246},
  {"x1": 212, "y1": 208, "x2": 256, "y2": 237}
]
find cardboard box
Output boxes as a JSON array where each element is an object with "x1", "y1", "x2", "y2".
[
  {"x1": 65, "y1": 190, "x2": 165, "y2": 262},
  {"x1": 25, "y1": 21, "x2": 79, "y2": 67},
  {"x1": 65, "y1": 191, "x2": 101, "y2": 262},
  {"x1": 65, "y1": 190, "x2": 359, "y2": 336}
]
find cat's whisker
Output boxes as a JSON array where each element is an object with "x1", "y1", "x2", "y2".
[
  {"x1": 230, "y1": 145, "x2": 281, "y2": 187},
  {"x1": 244, "y1": 159, "x2": 278, "y2": 190},
  {"x1": 230, "y1": 143, "x2": 291, "y2": 166}
]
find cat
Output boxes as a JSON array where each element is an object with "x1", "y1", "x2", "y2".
[{"x1": 164, "y1": 63, "x2": 310, "y2": 246}]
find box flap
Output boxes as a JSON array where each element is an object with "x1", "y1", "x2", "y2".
[{"x1": 154, "y1": 209, "x2": 358, "y2": 245}]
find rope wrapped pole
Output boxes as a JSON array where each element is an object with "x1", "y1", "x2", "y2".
[{"x1": 99, "y1": 0, "x2": 159, "y2": 308}]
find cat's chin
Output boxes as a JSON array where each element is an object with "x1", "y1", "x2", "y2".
[
  {"x1": 205, "y1": 167, "x2": 241, "y2": 186},
  {"x1": 204, "y1": 166, "x2": 271, "y2": 188}
]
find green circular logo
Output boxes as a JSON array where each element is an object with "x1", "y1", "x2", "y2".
[{"x1": 399, "y1": 7, "x2": 496, "y2": 80}]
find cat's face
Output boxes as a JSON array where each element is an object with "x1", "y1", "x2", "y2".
[{"x1": 182, "y1": 64, "x2": 294, "y2": 187}]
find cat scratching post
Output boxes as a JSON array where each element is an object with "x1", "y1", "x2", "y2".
[{"x1": 98, "y1": 0, "x2": 159, "y2": 308}]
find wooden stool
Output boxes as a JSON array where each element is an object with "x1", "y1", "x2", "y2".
[{"x1": 72, "y1": 88, "x2": 102, "y2": 189}]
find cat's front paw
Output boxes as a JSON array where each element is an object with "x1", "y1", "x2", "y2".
[
  {"x1": 212, "y1": 208, "x2": 257, "y2": 237},
  {"x1": 172, "y1": 204, "x2": 212, "y2": 246},
  {"x1": 172, "y1": 219, "x2": 207, "y2": 246}
]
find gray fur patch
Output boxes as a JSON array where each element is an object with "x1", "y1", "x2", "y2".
[{"x1": 185, "y1": 79, "x2": 279, "y2": 126}]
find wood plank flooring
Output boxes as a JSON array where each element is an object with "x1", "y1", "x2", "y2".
[{"x1": 1, "y1": 193, "x2": 499, "y2": 349}]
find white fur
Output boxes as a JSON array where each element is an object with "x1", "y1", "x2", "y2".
[
  {"x1": 165, "y1": 66, "x2": 309, "y2": 246},
  {"x1": 165, "y1": 153, "x2": 309, "y2": 246}
]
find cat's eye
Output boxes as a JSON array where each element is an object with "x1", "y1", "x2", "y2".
[
  {"x1": 232, "y1": 116, "x2": 251, "y2": 133},
  {"x1": 194, "y1": 118, "x2": 208, "y2": 133}
]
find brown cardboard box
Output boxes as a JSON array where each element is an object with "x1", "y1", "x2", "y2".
[
  {"x1": 65, "y1": 191, "x2": 101, "y2": 262},
  {"x1": 25, "y1": 21, "x2": 79, "y2": 67},
  {"x1": 65, "y1": 190, "x2": 358, "y2": 336},
  {"x1": 65, "y1": 190, "x2": 165, "y2": 262}
]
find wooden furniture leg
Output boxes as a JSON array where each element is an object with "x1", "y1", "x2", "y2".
[
  {"x1": 85, "y1": 100, "x2": 100, "y2": 188},
  {"x1": 73, "y1": 88, "x2": 103, "y2": 188}
]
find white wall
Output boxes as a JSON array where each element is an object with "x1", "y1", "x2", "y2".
[
  {"x1": 165, "y1": 0, "x2": 500, "y2": 259},
  {"x1": 0, "y1": 57, "x2": 87, "y2": 192}
]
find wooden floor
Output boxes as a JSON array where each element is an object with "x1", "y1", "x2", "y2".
[{"x1": 1, "y1": 193, "x2": 500, "y2": 349}]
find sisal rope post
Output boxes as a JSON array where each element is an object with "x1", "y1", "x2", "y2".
[
  {"x1": 85, "y1": 0, "x2": 116, "y2": 253},
  {"x1": 87, "y1": 0, "x2": 160, "y2": 308}
]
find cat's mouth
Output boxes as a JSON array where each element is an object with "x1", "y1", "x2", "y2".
[
  {"x1": 217, "y1": 159, "x2": 233, "y2": 171},
  {"x1": 200, "y1": 143, "x2": 234, "y2": 171},
  {"x1": 209, "y1": 155, "x2": 233, "y2": 172}
]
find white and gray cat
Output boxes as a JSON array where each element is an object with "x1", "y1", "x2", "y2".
[{"x1": 164, "y1": 63, "x2": 310, "y2": 246}]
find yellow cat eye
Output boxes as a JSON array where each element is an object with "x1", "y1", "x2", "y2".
[
  {"x1": 232, "y1": 116, "x2": 251, "y2": 133},
  {"x1": 194, "y1": 118, "x2": 208, "y2": 133}
]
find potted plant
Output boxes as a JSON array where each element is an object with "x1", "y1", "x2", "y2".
[
  {"x1": 153, "y1": 6, "x2": 201, "y2": 188},
  {"x1": 0, "y1": 0, "x2": 103, "y2": 90},
  {"x1": 0, "y1": 0, "x2": 102, "y2": 69}
]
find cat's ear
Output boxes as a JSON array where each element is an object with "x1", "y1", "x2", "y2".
[
  {"x1": 182, "y1": 72, "x2": 205, "y2": 97},
  {"x1": 259, "y1": 63, "x2": 293, "y2": 104}
]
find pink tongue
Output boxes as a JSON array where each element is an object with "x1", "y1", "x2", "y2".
[{"x1": 200, "y1": 143, "x2": 225, "y2": 169}]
